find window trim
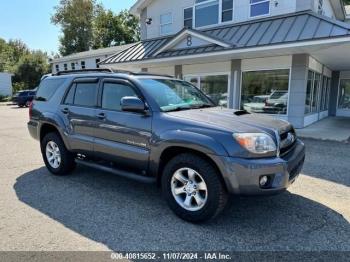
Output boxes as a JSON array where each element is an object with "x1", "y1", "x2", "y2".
[
  {"x1": 99, "y1": 78, "x2": 149, "y2": 114},
  {"x1": 249, "y1": 0, "x2": 270, "y2": 18},
  {"x1": 193, "y1": 0, "x2": 234, "y2": 29},
  {"x1": 61, "y1": 78, "x2": 99, "y2": 108},
  {"x1": 183, "y1": 6, "x2": 194, "y2": 28},
  {"x1": 183, "y1": 71, "x2": 231, "y2": 108},
  {"x1": 240, "y1": 68, "x2": 291, "y2": 117},
  {"x1": 160, "y1": 12, "x2": 173, "y2": 36}
]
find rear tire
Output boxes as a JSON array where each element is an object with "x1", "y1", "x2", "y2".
[
  {"x1": 162, "y1": 153, "x2": 228, "y2": 223},
  {"x1": 41, "y1": 132, "x2": 76, "y2": 176}
]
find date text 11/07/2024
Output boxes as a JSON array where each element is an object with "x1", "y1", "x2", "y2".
[{"x1": 110, "y1": 252, "x2": 231, "y2": 260}]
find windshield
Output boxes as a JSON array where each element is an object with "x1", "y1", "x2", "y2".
[
  {"x1": 139, "y1": 79, "x2": 215, "y2": 112},
  {"x1": 270, "y1": 91, "x2": 287, "y2": 99}
]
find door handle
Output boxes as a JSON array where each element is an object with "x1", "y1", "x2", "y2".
[
  {"x1": 61, "y1": 108, "x2": 69, "y2": 114},
  {"x1": 97, "y1": 112, "x2": 106, "y2": 120}
]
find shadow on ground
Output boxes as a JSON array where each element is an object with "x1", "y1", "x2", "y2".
[{"x1": 14, "y1": 166, "x2": 350, "y2": 251}]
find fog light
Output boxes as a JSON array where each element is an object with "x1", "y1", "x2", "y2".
[{"x1": 259, "y1": 176, "x2": 269, "y2": 187}]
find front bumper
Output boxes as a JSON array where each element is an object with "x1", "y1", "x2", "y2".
[{"x1": 211, "y1": 139, "x2": 305, "y2": 195}]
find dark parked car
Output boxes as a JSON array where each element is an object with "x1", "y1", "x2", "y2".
[
  {"x1": 27, "y1": 70, "x2": 305, "y2": 222},
  {"x1": 12, "y1": 90, "x2": 36, "y2": 107}
]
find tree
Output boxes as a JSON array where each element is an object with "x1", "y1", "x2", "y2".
[
  {"x1": 92, "y1": 7, "x2": 140, "y2": 49},
  {"x1": 12, "y1": 51, "x2": 50, "y2": 91},
  {"x1": 51, "y1": 0, "x2": 95, "y2": 56}
]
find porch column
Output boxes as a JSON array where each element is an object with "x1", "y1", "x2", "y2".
[
  {"x1": 175, "y1": 65, "x2": 183, "y2": 79},
  {"x1": 329, "y1": 71, "x2": 340, "y2": 116},
  {"x1": 289, "y1": 54, "x2": 309, "y2": 128},
  {"x1": 230, "y1": 59, "x2": 242, "y2": 109}
]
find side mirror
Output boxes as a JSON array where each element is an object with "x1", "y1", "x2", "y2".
[{"x1": 121, "y1": 96, "x2": 146, "y2": 113}]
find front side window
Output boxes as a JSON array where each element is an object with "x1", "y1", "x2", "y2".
[
  {"x1": 102, "y1": 83, "x2": 138, "y2": 111},
  {"x1": 250, "y1": 0, "x2": 270, "y2": 17},
  {"x1": 139, "y1": 79, "x2": 214, "y2": 112},
  {"x1": 74, "y1": 82, "x2": 98, "y2": 107},
  {"x1": 184, "y1": 7, "x2": 193, "y2": 28},
  {"x1": 241, "y1": 69, "x2": 290, "y2": 115},
  {"x1": 195, "y1": 0, "x2": 219, "y2": 27},
  {"x1": 160, "y1": 13, "x2": 173, "y2": 36},
  {"x1": 338, "y1": 79, "x2": 350, "y2": 110}
]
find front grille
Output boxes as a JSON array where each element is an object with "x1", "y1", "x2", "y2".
[{"x1": 279, "y1": 128, "x2": 297, "y2": 156}]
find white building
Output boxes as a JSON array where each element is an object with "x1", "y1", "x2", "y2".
[
  {"x1": 99, "y1": 0, "x2": 350, "y2": 128},
  {"x1": 0, "y1": 73, "x2": 13, "y2": 96},
  {"x1": 50, "y1": 44, "x2": 134, "y2": 73}
]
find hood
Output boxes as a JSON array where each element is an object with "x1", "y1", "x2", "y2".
[{"x1": 167, "y1": 107, "x2": 292, "y2": 136}]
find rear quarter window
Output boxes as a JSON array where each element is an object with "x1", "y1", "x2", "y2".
[{"x1": 35, "y1": 78, "x2": 66, "y2": 101}]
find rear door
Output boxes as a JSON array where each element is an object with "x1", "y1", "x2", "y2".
[
  {"x1": 93, "y1": 78, "x2": 152, "y2": 173},
  {"x1": 59, "y1": 78, "x2": 99, "y2": 153}
]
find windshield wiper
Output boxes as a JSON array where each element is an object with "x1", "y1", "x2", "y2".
[
  {"x1": 163, "y1": 105, "x2": 191, "y2": 112},
  {"x1": 190, "y1": 104, "x2": 213, "y2": 109}
]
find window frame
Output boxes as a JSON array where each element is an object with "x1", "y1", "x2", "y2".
[
  {"x1": 64, "y1": 64, "x2": 68, "y2": 71},
  {"x1": 183, "y1": 7, "x2": 194, "y2": 28},
  {"x1": 183, "y1": 72, "x2": 231, "y2": 108},
  {"x1": 193, "y1": 0, "x2": 233, "y2": 29},
  {"x1": 160, "y1": 12, "x2": 173, "y2": 36},
  {"x1": 81, "y1": 61, "x2": 86, "y2": 69},
  {"x1": 55, "y1": 64, "x2": 59, "y2": 72},
  {"x1": 99, "y1": 78, "x2": 148, "y2": 114},
  {"x1": 249, "y1": 0, "x2": 270, "y2": 18},
  {"x1": 71, "y1": 62, "x2": 76, "y2": 70},
  {"x1": 61, "y1": 78, "x2": 99, "y2": 108},
  {"x1": 240, "y1": 68, "x2": 291, "y2": 117}
]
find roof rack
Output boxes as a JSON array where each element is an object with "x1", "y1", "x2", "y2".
[{"x1": 53, "y1": 68, "x2": 114, "y2": 76}]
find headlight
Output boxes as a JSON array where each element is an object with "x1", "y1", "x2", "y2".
[{"x1": 233, "y1": 133, "x2": 276, "y2": 154}]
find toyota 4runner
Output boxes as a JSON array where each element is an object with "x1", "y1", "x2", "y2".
[{"x1": 28, "y1": 69, "x2": 305, "y2": 222}]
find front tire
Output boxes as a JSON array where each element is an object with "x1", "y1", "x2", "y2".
[
  {"x1": 41, "y1": 132, "x2": 76, "y2": 175},
  {"x1": 162, "y1": 153, "x2": 228, "y2": 223}
]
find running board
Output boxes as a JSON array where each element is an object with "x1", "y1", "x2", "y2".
[{"x1": 75, "y1": 159, "x2": 156, "y2": 184}]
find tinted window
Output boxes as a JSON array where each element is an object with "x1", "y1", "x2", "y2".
[
  {"x1": 74, "y1": 83, "x2": 98, "y2": 107},
  {"x1": 19, "y1": 92, "x2": 28, "y2": 96},
  {"x1": 36, "y1": 78, "x2": 66, "y2": 101},
  {"x1": 64, "y1": 84, "x2": 76, "y2": 104},
  {"x1": 102, "y1": 83, "x2": 138, "y2": 111}
]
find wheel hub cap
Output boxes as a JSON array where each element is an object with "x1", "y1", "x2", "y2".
[
  {"x1": 171, "y1": 168, "x2": 208, "y2": 212},
  {"x1": 45, "y1": 141, "x2": 61, "y2": 169}
]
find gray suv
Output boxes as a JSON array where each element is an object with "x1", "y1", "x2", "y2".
[{"x1": 28, "y1": 70, "x2": 305, "y2": 222}]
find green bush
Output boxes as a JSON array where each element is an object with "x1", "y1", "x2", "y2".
[{"x1": 0, "y1": 95, "x2": 11, "y2": 102}]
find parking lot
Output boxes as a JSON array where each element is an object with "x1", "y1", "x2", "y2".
[{"x1": 0, "y1": 104, "x2": 349, "y2": 252}]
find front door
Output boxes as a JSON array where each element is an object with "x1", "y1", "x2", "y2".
[{"x1": 93, "y1": 78, "x2": 152, "y2": 173}]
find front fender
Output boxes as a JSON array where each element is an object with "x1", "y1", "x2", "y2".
[{"x1": 149, "y1": 129, "x2": 229, "y2": 176}]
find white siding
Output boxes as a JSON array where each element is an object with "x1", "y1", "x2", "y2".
[
  {"x1": 52, "y1": 55, "x2": 110, "y2": 73},
  {"x1": 144, "y1": 0, "x2": 301, "y2": 39},
  {"x1": 0, "y1": 73, "x2": 13, "y2": 96},
  {"x1": 314, "y1": 0, "x2": 336, "y2": 18},
  {"x1": 242, "y1": 55, "x2": 292, "y2": 71},
  {"x1": 183, "y1": 61, "x2": 231, "y2": 75}
]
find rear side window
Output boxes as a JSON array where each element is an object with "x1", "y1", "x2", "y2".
[
  {"x1": 36, "y1": 78, "x2": 66, "y2": 101},
  {"x1": 73, "y1": 82, "x2": 98, "y2": 107}
]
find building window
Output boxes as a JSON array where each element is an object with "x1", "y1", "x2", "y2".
[
  {"x1": 222, "y1": 0, "x2": 233, "y2": 22},
  {"x1": 305, "y1": 71, "x2": 322, "y2": 114},
  {"x1": 250, "y1": 0, "x2": 270, "y2": 18},
  {"x1": 96, "y1": 58, "x2": 100, "y2": 68},
  {"x1": 241, "y1": 69, "x2": 290, "y2": 115},
  {"x1": 55, "y1": 64, "x2": 59, "y2": 72},
  {"x1": 184, "y1": 7, "x2": 193, "y2": 28},
  {"x1": 81, "y1": 61, "x2": 86, "y2": 69},
  {"x1": 71, "y1": 63, "x2": 75, "y2": 70},
  {"x1": 195, "y1": 0, "x2": 219, "y2": 27},
  {"x1": 64, "y1": 64, "x2": 68, "y2": 71},
  {"x1": 338, "y1": 79, "x2": 350, "y2": 110},
  {"x1": 320, "y1": 76, "x2": 331, "y2": 111},
  {"x1": 184, "y1": 74, "x2": 229, "y2": 107},
  {"x1": 318, "y1": 0, "x2": 324, "y2": 15},
  {"x1": 160, "y1": 13, "x2": 173, "y2": 36}
]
